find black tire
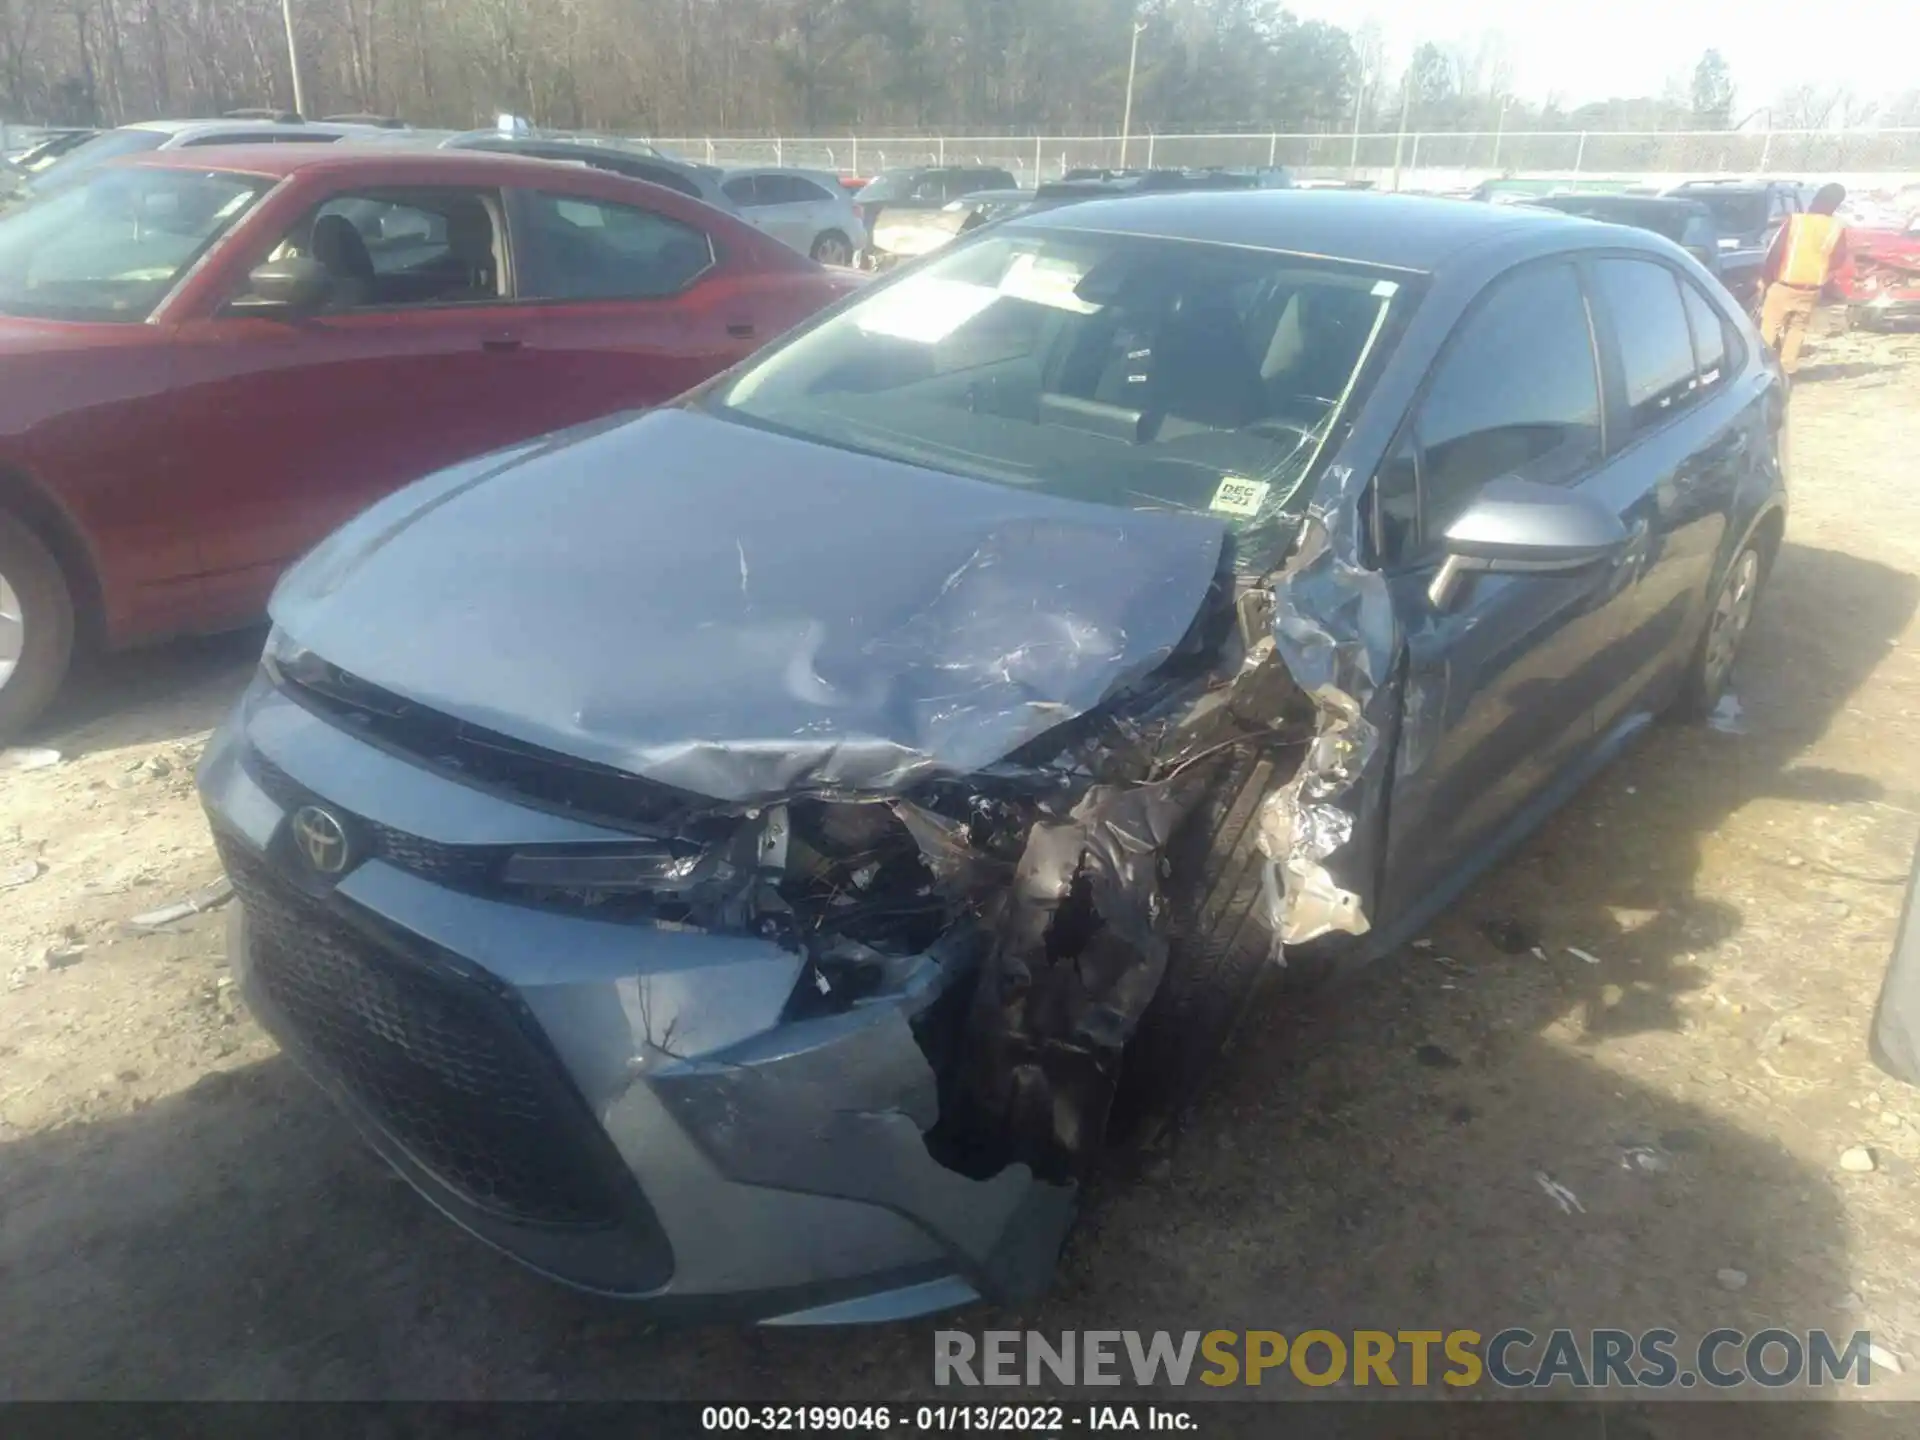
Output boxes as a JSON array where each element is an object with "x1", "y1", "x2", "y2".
[
  {"x1": 0, "y1": 508, "x2": 75, "y2": 741},
  {"x1": 810, "y1": 230, "x2": 854, "y2": 266},
  {"x1": 1117, "y1": 745, "x2": 1307, "y2": 1125},
  {"x1": 1674, "y1": 539, "x2": 1766, "y2": 721}
]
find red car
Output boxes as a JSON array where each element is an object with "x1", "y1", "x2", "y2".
[
  {"x1": 0, "y1": 145, "x2": 857, "y2": 734},
  {"x1": 1835, "y1": 217, "x2": 1920, "y2": 331}
]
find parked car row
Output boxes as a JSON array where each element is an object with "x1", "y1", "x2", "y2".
[
  {"x1": 857, "y1": 165, "x2": 1294, "y2": 270},
  {"x1": 8, "y1": 118, "x2": 873, "y2": 268}
]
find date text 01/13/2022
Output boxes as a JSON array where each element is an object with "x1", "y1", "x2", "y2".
[{"x1": 699, "y1": 1405, "x2": 1197, "y2": 1431}]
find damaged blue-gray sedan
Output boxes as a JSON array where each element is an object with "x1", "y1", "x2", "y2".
[{"x1": 197, "y1": 190, "x2": 1787, "y2": 1323}]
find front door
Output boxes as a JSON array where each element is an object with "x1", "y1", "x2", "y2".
[
  {"x1": 1378, "y1": 259, "x2": 1642, "y2": 924},
  {"x1": 167, "y1": 183, "x2": 538, "y2": 620}
]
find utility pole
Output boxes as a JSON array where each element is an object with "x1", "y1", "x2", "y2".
[
  {"x1": 1347, "y1": 73, "x2": 1366, "y2": 177},
  {"x1": 1491, "y1": 94, "x2": 1512, "y2": 170},
  {"x1": 1119, "y1": 20, "x2": 1146, "y2": 169},
  {"x1": 1389, "y1": 67, "x2": 1412, "y2": 192},
  {"x1": 281, "y1": 0, "x2": 307, "y2": 116}
]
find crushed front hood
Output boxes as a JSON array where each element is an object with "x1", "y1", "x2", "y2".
[{"x1": 271, "y1": 409, "x2": 1230, "y2": 803}]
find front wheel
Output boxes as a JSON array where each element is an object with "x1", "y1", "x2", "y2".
[
  {"x1": 0, "y1": 509, "x2": 76, "y2": 740},
  {"x1": 810, "y1": 230, "x2": 854, "y2": 267},
  {"x1": 1675, "y1": 542, "x2": 1765, "y2": 719}
]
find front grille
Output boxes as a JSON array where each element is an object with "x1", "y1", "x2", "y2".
[
  {"x1": 246, "y1": 753, "x2": 505, "y2": 891},
  {"x1": 217, "y1": 834, "x2": 631, "y2": 1228}
]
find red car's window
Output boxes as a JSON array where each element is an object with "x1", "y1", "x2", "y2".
[
  {"x1": 241, "y1": 187, "x2": 508, "y2": 311},
  {"x1": 517, "y1": 192, "x2": 714, "y2": 301}
]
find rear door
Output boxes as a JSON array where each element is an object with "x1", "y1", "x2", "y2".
[
  {"x1": 167, "y1": 182, "x2": 540, "y2": 612},
  {"x1": 742, "y1": 173, "x2": 821, "y2": 252},
  {"x1": 1378, "y1": 259, "x2": 1640, "y2": 922},
  {"x1": 506, "y1": 186, "x2": 763, "y2": 430},
  {"x1": 1581, "y1": 255, "x2": 1749, "y2": 725}
]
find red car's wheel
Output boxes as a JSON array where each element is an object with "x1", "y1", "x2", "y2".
[{"x1": 0, "y1": 509, "x2": 75, "y2": 740}]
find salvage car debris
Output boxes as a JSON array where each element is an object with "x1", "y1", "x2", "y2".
[
  {"x1": 1535, "y1": 1171, "x2": 1586, "y2": 1215},
  {"x1": 122, "y1": 876, "x2": 234, "y2": 933}
]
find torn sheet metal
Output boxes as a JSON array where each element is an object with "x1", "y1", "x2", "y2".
[
  {"x1": 1258, "y1": 462, "x2": 1397, "y2": 944},
  {"x1": 652, "y1": 995, "x2": 1077, "y2": 1303},
  {"x1": 937, "y1": 770, "x2": 1210, "y2": 1182}
]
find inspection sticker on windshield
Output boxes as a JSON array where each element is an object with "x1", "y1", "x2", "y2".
[{"x1": 1210, "y1": 476, "x2": 1270, "y2": 517}]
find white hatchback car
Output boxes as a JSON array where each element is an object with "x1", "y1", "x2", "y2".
[{"x1": 720, "y1": 168, "x2": 867, "y2": 265}]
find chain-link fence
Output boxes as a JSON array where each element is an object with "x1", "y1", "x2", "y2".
[{"x1": 646, "y1": 128, "x2": 1920, "y2": 186}]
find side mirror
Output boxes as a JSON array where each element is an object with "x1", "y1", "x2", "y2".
[
  {"x1": 1428, "y1": 476, "x2": 1629, "y2": 609},
  {"x1": 230, "y1": 256, "x2": 332, "y2": 318}
]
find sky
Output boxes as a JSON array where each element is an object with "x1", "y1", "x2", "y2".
[{"x1": 1282, "y1": 0, "x2": 1915, "y2": 114}]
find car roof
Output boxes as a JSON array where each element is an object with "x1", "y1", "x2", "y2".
[
  {"x1": 723, "y1": 165, "x2": 843, "y2": 184},
  {"x1": 1016, "y1": 188, "x2": 1588, "y2": 274},
  {"x1": 124, "y1": 143, "x2": 635, "y2": 181},
  {"x1": 1670, "y1": 179, "x2": 1789, "y2": 194},
  {"x1": 877, "y1": 163, "x2": 1012, "y2": 177},
  {"x1": 1536, "y1": 194, "x2": 1709, "y2": 217},
  {"x1": 123, "y1": 118, "x2": 376, "y2": 140}
]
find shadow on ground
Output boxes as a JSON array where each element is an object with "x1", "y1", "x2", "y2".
[
  {"x1": 20, "y1": 627, "x2": 264, "y2": 759},
  {"x1": 0, "y1": 542, "x2": 1908, "y2": 1420}
]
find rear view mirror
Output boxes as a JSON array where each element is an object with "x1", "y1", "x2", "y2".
[
  {"x1": 231, "y1": 256, "x2": 332, "y2": 318},
  {"x1": 1428, "y1": 476, "x2": 1629, "y2": 608}
]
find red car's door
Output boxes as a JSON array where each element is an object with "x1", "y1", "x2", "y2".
[
  {"x1": 166, "y1": 181, "x2": 540, "y2": 622},
  {"x1": 505, "y1": 185, "x2": 845, "y2": 428}
]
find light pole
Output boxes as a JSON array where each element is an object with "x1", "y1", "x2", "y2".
[
  {"x1": 1119, "y1": 20, "x2": 1147, "y2": 169},
  {"x1": 281, "y1": 0, "x2": 307, "y2": 116},
  {"x1": 1347, "y1": 69, "x2": 1366, "y2": 177},
  {"x1": 1389, "y1": 67, "x2": 1412, "y2": 192}
]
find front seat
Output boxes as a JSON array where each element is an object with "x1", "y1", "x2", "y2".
[
  {"x1": 307, "y1": 213, "x2": 376, "y2": 310},
  {"x1": 443, "y1": 204, "x2": 499, "y2": 298},
  {"x1": 1146, "y1": 291, "x2": 1267, "y2": 431}
]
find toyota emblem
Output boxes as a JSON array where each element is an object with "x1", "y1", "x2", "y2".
[{"x1": 291, "y1": 805, "x2": 352, "y2": 876}]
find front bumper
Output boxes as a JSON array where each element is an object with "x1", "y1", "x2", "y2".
[
  {"x1": 1851, "y1": 294, "x2": 1920, "y2": 328},
  {"x1": 198, "y1": 675, "x2": 1072, "y2": 1324}
]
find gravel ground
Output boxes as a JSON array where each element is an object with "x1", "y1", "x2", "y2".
[{"x1": 5, "y1": 324, "x2": 1920, "y2": 1409}]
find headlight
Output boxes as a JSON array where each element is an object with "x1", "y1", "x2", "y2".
[
  {"x1": 501, "y1": 845, "x2": 705, "y2": 893},
  {"x1": 260, "y1": 625, "x2": 318, "y2": 687}
]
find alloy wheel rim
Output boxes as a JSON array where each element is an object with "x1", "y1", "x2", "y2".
[
  {"x1": 0, "y1": 571, "x2": 21, "y2": 693},
  {"x1": 1704, "y1": 548, "x2": 1760, "y2": 695},
  {"x1": 816, "y1": 236, "x2": 852, "y2": 266}
]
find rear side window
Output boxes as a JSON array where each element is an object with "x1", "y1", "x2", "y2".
[
  {"x1": 1414, "y1": 262, "x2": 1603, "y2": 542},
  {"x1": 1593, "y1": 258, "x2": 1698, "y2": 435},
  {"x1": 1679, "y1": 279, "x2": 1729, "y2": 386},
  {"x1": 518, "y1": 191, "x2": 713, "y2": 300},
  {"x1": 721, "y1": 175, "x2": 759, "y2": 206},
  {"x1": 760, "y1": 174, "x2": 831, "y2": 204},
  {"x1": 608, "y1": 160, "x2": 704, "y2": 200}
]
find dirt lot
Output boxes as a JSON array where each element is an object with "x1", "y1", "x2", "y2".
[{"x1": 6, "y1": 326, "x2": 1920, "y2": 1408}]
